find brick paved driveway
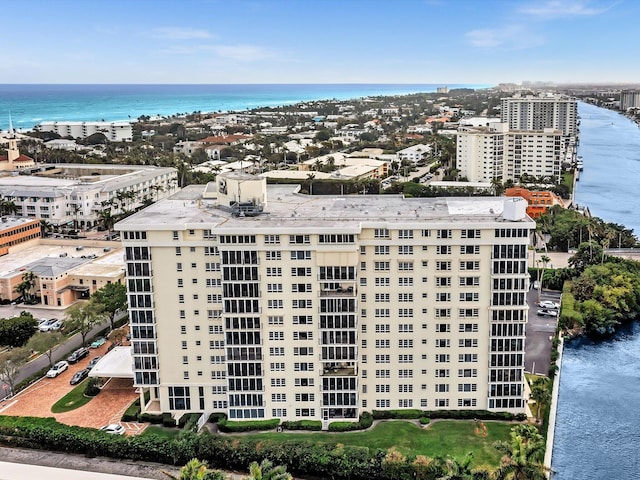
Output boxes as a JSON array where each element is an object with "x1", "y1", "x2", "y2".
[{"x1": 0, "y1": 343, "x2": 140, "y2": 433}]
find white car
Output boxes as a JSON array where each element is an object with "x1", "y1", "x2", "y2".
[
  {"x1": 532, "y1": 281, "x2": 541, "y2": 290},
  {"x1": 38, "y1": 319, "x2": 58, "y2": 332},
  {"x1": 101, "y1": 424, "x2": 126, "y2": 435},
  {"x1": 46, "y1": 361, "x2": 69, "y2": 378},
  {"x1": 539, "y1": 300, "x2": 560, "y2": 309},
  {"x1": 537, "y1": 309, "x2": 559, "y2": 317}
]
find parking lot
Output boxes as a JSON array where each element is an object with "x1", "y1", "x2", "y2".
[
  {"x1": 0, "y1": 342, "x2": 140, "y2": 434},
  {"x1": 525, "y1": 287, "x2": 561, "y2": 376}
]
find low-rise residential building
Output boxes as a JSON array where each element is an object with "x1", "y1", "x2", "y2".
[
  {"x1": 37, "y1": 121, "x2": 133, "y2": 142},
  {"x1": 505, "y1": 187, "x2": 565, "y2": 218},
  {"x1": 397, "y1": 144, "x2": 432, "y2": 165},
  {"x1": 0, "y1": 164, "x2": 178, "y2": 229}
]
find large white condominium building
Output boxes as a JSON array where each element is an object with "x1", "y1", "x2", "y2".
[
  {"x1": 117, "y1": 172, "x2": 534, "y2": 425},
  {"x1": 500, "y1": 93, "x2": 578, "y2": 138},
  {"x1": 37, "y1": 121, "x2": 133, "y2": 142},
  {"x1": 0, "y1": 164, "x2": 177, "y2": 229},
  {"x1": 456, "y1": 123, "x2": 562, "y2": 183},
  {"x1": 620, "y1": 90, "x2": 640, "y2": 111}
]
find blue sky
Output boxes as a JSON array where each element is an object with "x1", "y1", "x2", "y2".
[{"x1": 2, "y1": 0, "x2": 637, "y2": 84}]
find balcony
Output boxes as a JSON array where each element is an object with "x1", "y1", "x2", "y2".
[
  {"x1": 322, "y1": 363, "x2": 357, "y2": 376},
  {"x1": 320, "y1": 286, "x2": 355, "y2": 297}
]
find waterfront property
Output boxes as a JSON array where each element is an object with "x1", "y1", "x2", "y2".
[{"x1": 117, "y1": 172, "x2": 534, "y2": 424}]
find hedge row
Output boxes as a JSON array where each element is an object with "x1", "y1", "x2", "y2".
[
  {"x1": 372, "y1": 409, "x2": 526, "y2": 422},
  {"x1": 280, "y1": 420, "x2": 322, "y2": 431},
  {"x1": 218, "y1": 415, "x2": 280, "y2": 433},
  {"x1": 328, "y1": 412, "x2": 374, "y2": 432}
]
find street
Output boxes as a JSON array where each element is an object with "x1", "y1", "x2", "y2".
[{"x1": 0, "y1": 306, "x2": 127, "y2": 400}]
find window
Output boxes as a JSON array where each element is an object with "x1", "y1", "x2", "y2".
[
  {"x1": 176, "y1": 262, "x2": 183, "y2": 272},
  {"x1": 375, "y1": 309, "x2": 390, "y2": 318},
  {"x1": 398, "y1": 262, "x2": 413, "y2": 271},
  {"x1": 398, "y1": 277, "x2": 413, "y2": 286},
  {"x1": 266, "y1": 251, "x2": 282, "y2": 260},
  {"x1": 375, "y1": 293, "x2": 390, "y2": 302},
  {"x1": 398, "y1": 339, "x2": 413, "y2": 348},
  {"x1": 398, "y1": 323, "x2": 413, "y2": 333},
  {"x1": 461, "y1": 229, "x2": 480, "y2": 238},
  {"x1": 266, "y1": 267, "x2": 282, "y2": 276},
  {"x1": 375, "y1": 323, "x2": 390, "y2": 333},
  {"x1": 460, "y1": 245, "x2": 480, "y2": 255},
  {"x1": 374, "y1": 261, "x2": 390, "y2": 271},
  {"x1": 290, "y1": 250, "x2": 311, "y2": 260},
  {"x1": 375, "y1": 245, "x2": 390, "y2": 255},
  {"x1": 437, "y1": 229, "x2": 452, "y2": 239},
  {"x1": 265, "y1": 235, "x2": 280, "y2": 244},
  {"x1": 436, "y1": 261, "x2": 451, "y2": 271},
  {"x1": 398, "y1": 229, "x2": 413, "y2": 239},
  {"x1": 168, "y1": 386, "x2": 191, "y2": 410},
  {"x1": 436, "y1": 245, "x2": 451, "y2": 255},
  {"x1": 268, "y1": 299, "x2": 284, "y2": 309},
  {"x1": 374, "y1": 228, "x2": 390, "y2": 239},
  {"x1": 398, "y1": 245, "x2": 413, "y2": 255},
  {"x1": 436, "y1": 277, "x2": 451, "y2": 287},
  {"x1": 267, "y1": 283, "x2": 283, "y2": 293}
]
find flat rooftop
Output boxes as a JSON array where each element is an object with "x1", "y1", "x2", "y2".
[
  {"x1": 0, "y1": 241, "x2": 122, "y2": 278},
  {"x1": 116, "y1": 183, "x2": 534, "y2": 232},
  {"x1": 0, "y1": 217, "x2": 39, "y2": 230}
]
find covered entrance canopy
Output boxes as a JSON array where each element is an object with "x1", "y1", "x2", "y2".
[{"x1": 88, "y1": 346, "x2": 133, "y2": 379}]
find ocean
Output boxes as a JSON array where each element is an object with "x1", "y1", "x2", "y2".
[{"x1": 0, "y1": 84, "x2": 490, "y2": 132}]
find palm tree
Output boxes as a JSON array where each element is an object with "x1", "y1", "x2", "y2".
[
  {"x1": 436, "y1": 453, "x2": 478, "y2": 480},
  {"x1": 15, "y1": 271, "x2": 37, "y2": 303},
  {"x1": 530, "y1": 377, "x2": 551, "y2": 424},
  {"x1": 245, "y1": 459, "x2": 292, "y2": 480},
  {"x1": 164, "y1": 458, "x2": 224, "y2": 480},
  {"x1": 0, "y1": 198, "x2": 18, "y2": 216},
  {"x1": 98, "y1": 209, "x2": 115, "y2": 237},
  {"x1": 494, "y1": 425, "x2": 548, "y2": 480},
  {"x1": 40, "y1": 219, "x2": 53, "y2": 237}
]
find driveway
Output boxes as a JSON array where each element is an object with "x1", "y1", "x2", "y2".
[
  {"x1": 0, "y1": 342, "x2": 140, "y2": 434},
  {"x1": 525, "y1": 288, "x2": 561, "y2": 376}
]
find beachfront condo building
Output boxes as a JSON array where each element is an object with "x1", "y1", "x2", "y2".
[
  {"x1": 500, "y1": 93, "x2": 578, "y2": 138},
  {"x1": 37, "y1": 121, "x2": 133, "y2": 142},
  {"x1": 620, "y1": 89, "x2": 640, "y2": 111},
  {"x1": 456, "y1": 123, "x2": 562, "y2": 183},
  {"x1": 117, "y1": 172, "x2": 534, "y2": 424}
]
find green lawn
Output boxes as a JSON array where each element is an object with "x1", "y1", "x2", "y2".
[
  {"x1": 51, "y1": 379, "x2": 93, "y2": 413},
  {"x1": 229, "y1": 420, "x2": 514, "y2": 470},
  {"x1": 141, "y1": 425, "x2": 182, "y2": 440},
  {"x1": 562, "y1": 172, "x2": 574, "y2": 193}
]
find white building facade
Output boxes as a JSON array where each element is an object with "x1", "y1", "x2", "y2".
[
  {"x1": 620, "y1": 90, "x2": 640, "y2": 111},
  {"x1": 38, "y1": 121, "x2": 133, "y2": 142},
  {"x1": 117, "y1": 173, "x2": 534, "y2": 424},
  {"x1": 456, "y1": 123, "x2": 562, "y2": 183},
  {"x1": 0, "y1": 164, "x2": 177, "y2": 229},
  {"x1": 500, "y1": 94, "x2": 578, "y2": 138}
]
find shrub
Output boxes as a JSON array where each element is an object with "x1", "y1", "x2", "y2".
[
  {"x1": 281, "y1": 420, "x2": 322, "y2": 431},
  {"x1": 328, "y1": 412, "x2": 373, "y2": 432},
  {"x1": 178, "y1": 413, "x2": 202, "y2": 431},
  {"x1": 218, "y1": 417, "x2": 280, "y2": 433},
  {"x1": 419, "y1": 417, "x2": 430, "y2": 425},
  {"x1": 162, "y1": 413, "x2": 176, "y2": 428},
  {"x1": 139, "y1": 413, "x2": 164, "y2": 424},
  {"x1": 84, "y1": 378, "x2": 101, "y2": 397},
  {"x1": 373, "y1": 409, "x2": 522, "y2": 422},
  {"x1": 208, "y1": 412, "x2": 226, "y2": 423}
]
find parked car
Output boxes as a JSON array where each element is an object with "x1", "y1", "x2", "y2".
[
  {"x1": 100, "y1": 424, "x2": 125, "y2": 435},
  {"x1": 90, "y1": 337, "x2": 107, "y2": 349},
  {"x1": 69, "y1": 369, "x2": 89, "y2": 385},
  {"x1": 537, "y1": 309, "x2": 559, "y2": 317},
  {"x1": 87, "y1": 356, "x2": 101, "y2": 370},
  {"x1": 48, "y1": 320, "x2": 63, "y2": 331},
  {"x1": 46, "y1": 361, "x2": 69, "y2": 378},
  {"x1": 532, "y1": 281, "x2": 541, "y2": 290},
  {"x1": 67, "y1": 347, "x2": 90, "y2": 364},
  {"x1": 38, "y1": 319, "x2": 58, "y2": 332},
  {"x1": 539, "y1": 300, "x2": 560, "y2": 309}
]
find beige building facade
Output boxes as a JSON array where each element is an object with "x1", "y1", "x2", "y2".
[{"x1": 117, "y1": 173, "x2": 534, "y2": 424}]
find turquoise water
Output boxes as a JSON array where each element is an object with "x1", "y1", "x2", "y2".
[{"x1": 0, "y1": 84, "x2": 490, "y2": 132}]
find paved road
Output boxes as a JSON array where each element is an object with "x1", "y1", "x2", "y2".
[{"x1": 0, "y1": 308, "x2": 127, "y2": 400}]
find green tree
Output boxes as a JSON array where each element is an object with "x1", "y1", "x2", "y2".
[
  {"x1": 0, "y1": 347, "x2": 30, "y2": 396},
  {"x1": 0, "y1": 312, "x2": 38, "y2": 347},
  {"x1": 91, "y1": 282, "x2": 127, "y2": 330},
  {"x1": 14, "y1": 271, "x2": 37, "y2": 303},
  {"x1": 245, "y1": 459, "x2": 292, "y2": 480},
  {"x1": 164, "y1": 458, "x2": 225, "y2": 480},
  {"x1": 97, "y1": 209, "x2": 115, "y2": 237},
  {"x1": 27, "y1": 331, "x2": 64, "y2": 367},
  {"x1": 436, "y1": 452, "x2": 481, "y2": 480},
  {"x1": 65, "y1": 302, "x2": 108, "y2": 347},
  {"x1": 315, "y1": 129, "x2": 331, "y2": 142},
  {"x1": 494, "y1": 425, "x2": 548, "y2": 480}
]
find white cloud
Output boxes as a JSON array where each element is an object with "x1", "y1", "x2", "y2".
[
  {"x1": 158, "y1": 43, "x2": 274, "y2": 62},
  {"x1": 146, "y1": 27, "x2": 213, "y2": 40},
  {"x1": 518, "y1": 1, "x2": 610, "y2": 19},
  {"x1": 465, "y1": 25, "x2": 545, "y2": 50}
]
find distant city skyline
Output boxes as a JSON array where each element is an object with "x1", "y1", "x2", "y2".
[{"x1": 2, "y1": 0, "x2": 637, "y2": 85}]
